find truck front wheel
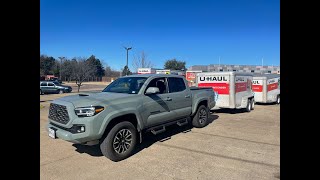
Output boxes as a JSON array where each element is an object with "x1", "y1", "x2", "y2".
[
  {"x1": 100, "y1": 121, "x2": 137, "y2": 162},
  {"x1": 192, "y1": 105, "x2": 209, "y2": 128}
]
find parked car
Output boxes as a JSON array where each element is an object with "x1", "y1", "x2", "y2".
[
  {"x1": 40, "y1": 81, "x2": 72, "y2": 95},
  {"x1": 46, "y1": 74, "x2": 216, "y2": 161}
]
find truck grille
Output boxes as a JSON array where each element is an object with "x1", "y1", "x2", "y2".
[{"x1": 49, "y1": 103, "x2": 70, "y2": 124}]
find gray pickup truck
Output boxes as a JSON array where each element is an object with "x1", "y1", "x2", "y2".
[{"x1": 47, "y1": 74, "x2": 216, "y2": 161}]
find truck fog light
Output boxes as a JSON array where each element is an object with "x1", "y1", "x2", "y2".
[{"x1": 80, "y1": 126, "x2": 85, "y2": 132}]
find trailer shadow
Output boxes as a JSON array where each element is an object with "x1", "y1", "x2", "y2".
[
  {"x1": 256, "y1": 102, "x2": 279, "y2": 106},
  {"x1": 72, "y1": 114, "x2": 219, "y2": 158}
]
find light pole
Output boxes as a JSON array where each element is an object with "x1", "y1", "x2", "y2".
[
  {"x1": 58, "y1": 57, "x2": 65, "y2": 79},
  {"x1": 123, "y1": 46, "x2": 132, "y2": 75}
]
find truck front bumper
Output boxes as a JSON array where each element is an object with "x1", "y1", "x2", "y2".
[{"x1": 46, "y1": 122, "x2": 100, "y2": 144}]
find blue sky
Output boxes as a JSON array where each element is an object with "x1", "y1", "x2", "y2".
[{"x1": 40, "y1": 0, "x2": 280, "y2": 71}]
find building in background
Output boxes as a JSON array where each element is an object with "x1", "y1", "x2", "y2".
[{"x1": 188, "y1": 64, "x2": 280, "y2": 74}]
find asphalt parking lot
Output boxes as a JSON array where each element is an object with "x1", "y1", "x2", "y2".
[{"x1": 40, "y1": 83, "x2": 280, "y2": 180}]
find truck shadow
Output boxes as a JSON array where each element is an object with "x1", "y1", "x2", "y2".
[
  {"x1": 72, "y1": 114, "x2": 219, "y2": 158},
  {"x1": 133, "y1": 114, "x2": 219, "y2": 156},
  {"x1": 211, "y1": 109, "x2": 247, "y2": 114},
  {"x1": 256, "y1": 102, "x2": 279, "y2": 106}
]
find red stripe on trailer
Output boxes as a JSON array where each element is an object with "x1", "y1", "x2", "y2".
[
  {"x1": 235, "y1": 82, "x2": 247, "y2": 93},
  {"x1": 268, "y1": 83, "x2": 278, "y2": 91},
  {"x1": 252, "y1": 85, "x2": 263, "y2": 92},
  {"x1": 198, "y1": 83, "x2": 229, "y2": 95}
]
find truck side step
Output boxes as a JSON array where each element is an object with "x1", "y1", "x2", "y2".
[
  {"x1": 151, "y1": 126, "x2": 166, "y2": 135},
  {"x1": 177, "y1": 118, "x2": 188, "y2": 126}
]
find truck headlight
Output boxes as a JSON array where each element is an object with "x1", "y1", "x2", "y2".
[{"x1": 74, "y1": 106, "x2": 104, "y2": 117}]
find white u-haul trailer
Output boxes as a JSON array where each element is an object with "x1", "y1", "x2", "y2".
[
  {"x1": 156, "y1": 69, "x2": 171, "y2": 74},
  {"x1": 252, "y1": 74, "x2": 280, "y2": 104},
  {"x1": 196, "y1": 72, "x2": 255, "y2": 112},
  {"x1": 138, "y1": 68, "x2": 156, "y2": 74}
]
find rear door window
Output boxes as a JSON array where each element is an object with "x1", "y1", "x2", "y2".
[
  {"x1": 48, "y1": 83, "x2": 54, "y2": 87},
  {"x1": 168, "y1": 77, "x2": 186, "y2": 93},
  {"x1": 145, "y1": 77, "x2": 168, "y2": 94}
]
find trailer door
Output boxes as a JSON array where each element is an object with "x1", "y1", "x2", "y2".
[
  {"x1": 197, "y1": 74, "x2": 230, "y2": 108},
  {"x1": 252, "y1": 79, "x2": 264, "y2": 102},
  {"x1": 235, "y1": 75, "x2": 252, "y2": 107},
  {"x1": 267, "y1": 77, "x2": 280, "y2": 102}
]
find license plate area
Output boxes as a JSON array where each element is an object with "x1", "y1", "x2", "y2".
[{"x1": 48, "y1": 128, "x2": 56, "y2": 139}]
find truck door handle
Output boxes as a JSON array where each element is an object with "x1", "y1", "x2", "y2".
[
  {"x1": 165, "y1": 97, "x2": 172, "y2": 101},
  {"x1": 185, "y1": 95, "x2": 190, "y2": 98}
]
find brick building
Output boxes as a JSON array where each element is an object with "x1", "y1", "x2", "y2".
[{"x1": 188, "y1": 64, "x2": 280, "y2": 74}]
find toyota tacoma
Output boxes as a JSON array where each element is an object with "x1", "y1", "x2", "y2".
[{"x1": 47, "y1": 74, "x2": 216, "y2": 161}]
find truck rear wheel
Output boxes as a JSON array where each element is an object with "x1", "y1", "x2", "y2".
[
  {"x1": 192, "y1": 105, "x2": 209, "y2": 128},
  {"x1": 245, "y1": 99, "x2": 252, "y2": 112},
  {"x1": 100, "y1": 121, "x2": 137, "y2": 162}
]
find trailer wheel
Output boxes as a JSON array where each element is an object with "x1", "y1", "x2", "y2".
[
  {"x1": 245, "y1": 99, "x2": 252, "y2": 112},
  {"x1": 276, "y1": 95, "x2": 280, "y2": 104},
  {"x1": 251, "y1": 99, "x2": 255, "y2": 110}
]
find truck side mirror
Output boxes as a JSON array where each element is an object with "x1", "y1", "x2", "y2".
[{"x1": 145, "y1": 87, "x2": 160, "y2": 95}]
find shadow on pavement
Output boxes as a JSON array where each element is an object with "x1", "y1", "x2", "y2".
[
  {"x1": 256, "y1": 102, "x2": 279, "y2": 106},
  {"x1": 211, "y1": 108, "x2": 248, "y2": 114},
  {"x1": 73, "y1": 114, "x2": 219, "y2": 158}
]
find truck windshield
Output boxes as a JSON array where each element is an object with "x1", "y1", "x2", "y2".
[{"x1": 102, "y1": 77, "x2": 148, "y2": 94}]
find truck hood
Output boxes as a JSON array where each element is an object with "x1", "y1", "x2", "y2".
[{"x1": 56, "y1": 92, "x2": 134, "y2": 107}]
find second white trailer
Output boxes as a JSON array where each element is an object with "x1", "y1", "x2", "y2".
[
  {"x1": 196, "y1": 72, "x2": 255, "y2": 112},
  {"x1": 252, "y1": 74, "x2": 280, "y2": 104}
]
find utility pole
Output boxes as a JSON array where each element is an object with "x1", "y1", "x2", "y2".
[
  {"x1": 58, "y1": 56, "x2": 65, "y2": 79},
  {"x1": 261, "y1": 57, "x2": 264, "y2": 74},
  {"x1": 123, "y1": 46, "x2": 132, "y2": 76}
]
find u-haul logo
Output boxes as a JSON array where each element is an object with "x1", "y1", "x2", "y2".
[
  {"x1": 267, "y1": 78, "x2": 279, "y2": 85},
  {"x1": 268, "y1": 79, "x2": 276, "y2": 84},
  {"x1": 235, "y1": 77, "x2": 245, "y2": 82},
  {"x1": 199, "y1": 76, "x2": 228, "y2": 82},
  {"x1": 252, "y1": 80, "x2": 260, "y2": 84},
  {"x1": 138, "y1": 69, "x2": 149, "y2": 72}
]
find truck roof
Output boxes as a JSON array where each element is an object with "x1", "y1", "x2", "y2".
[{"x1": 125, "y1": 74, "x2": 184, "y2": 78}]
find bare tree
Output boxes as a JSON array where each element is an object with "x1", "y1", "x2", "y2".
[
  {"x1": 132, "y1": 51, "x2": 154, "y2": 72},
  {"x1": 71, "y1": 57, "x2": 95, "y2": 92},
  {"x1": 105, "y1": 64, "x2": 120, "y2": 77}
]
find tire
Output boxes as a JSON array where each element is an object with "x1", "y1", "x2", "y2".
[
  {"x1": 251, "y1": 99, "x2": 255, "y2": 110},
  {"x1": 192, "y1": 105, "x2": 209, "y2": 128},
  {"x1": 276, "y1": 95, "x2": 280, "y2": 104},
  {"x1": 100, "y1": 121, "x2": 137, "y2": 162},
  {"x1": 59, "y1": 90, "x2": 64, "y2": 94},
  {"x1": 245, "y1": 99, "x2": 252, "y2": 112},
  {"x1": 40, "y1": 90, "x2": 43, "y2": 95}
]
